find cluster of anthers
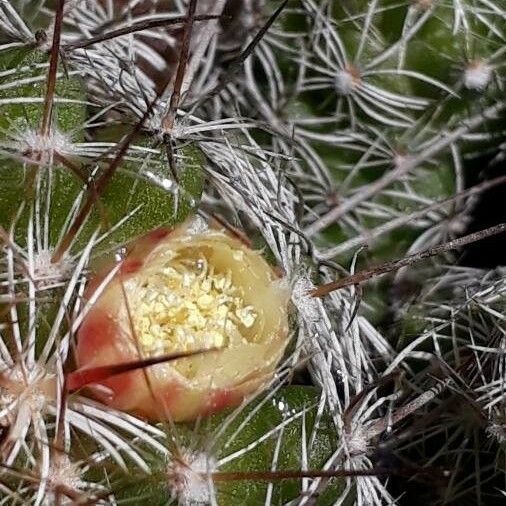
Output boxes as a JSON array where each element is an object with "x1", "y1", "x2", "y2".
[{"x1": 132, "y1": 251, "x2": 257, "y2": 360}]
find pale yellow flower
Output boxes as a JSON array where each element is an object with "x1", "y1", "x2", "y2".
[{"x1": 75, "y1": 218, "x2": 290, "y2": 421}]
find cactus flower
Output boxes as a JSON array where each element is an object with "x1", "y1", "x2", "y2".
[{"x1": 74, "y1": 218, "x2": 290, "y2": 421}]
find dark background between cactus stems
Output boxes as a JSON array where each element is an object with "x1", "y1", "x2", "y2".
[
  {"x1": 0, "y1": 1, "x2": 505, "y2": 505},
  {"x1": 461, "y1": 144, "x2": 506, "y2": 269},
  {"x1": 387, "y1": 135, "x2": 506, "y2": 505}
]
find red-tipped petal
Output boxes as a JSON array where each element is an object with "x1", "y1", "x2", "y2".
[
  {"x1": 76, "y1": 310, "x2": 118, "y2": 365},
  {"x1": 120, "y1": 258, "x2": 143, "y2": 274},
  {"x1": 202, "y1": 388, "x2": 243, "y2": 416}
]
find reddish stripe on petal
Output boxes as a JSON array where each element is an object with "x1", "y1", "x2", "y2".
[
  {"x1": 66, "y1": 366, "x2": 131, "y2": 395},
  {"x1": 147, "y1": 227, "x2": 172, "y2": 242},
  {"x1": 98, "y1": 369, "x2": 136, "y2": 404},
  {"x1": 202, "y1": 389, "x2": 242, "y2": 416},
  {"x1": 76, "y1": 311, "x2": 118, "y2": 365},
  {"x1": 120, "y1": 258, "x2": 143, "y2": 274}
]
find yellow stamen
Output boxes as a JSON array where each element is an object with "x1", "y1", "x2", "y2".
[{"x1": 131, "y1": 251, "x2": 258, "y2": 366}]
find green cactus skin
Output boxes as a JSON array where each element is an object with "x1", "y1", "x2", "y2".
[{"x1": 109, "y1": 387, "x2": 350, "y2": 506}]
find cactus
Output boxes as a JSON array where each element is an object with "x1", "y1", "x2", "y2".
[{"x1": 0, "y1": 0, "x2": 504, "y2": 504}]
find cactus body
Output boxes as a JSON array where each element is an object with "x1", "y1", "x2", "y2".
[{"x1": 0, "y1": 1, "x2": 504, "y2": 505}]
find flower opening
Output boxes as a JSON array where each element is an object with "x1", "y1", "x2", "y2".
[{"x1": 75, "y1": 218, "x2": 290, "y2": 421}]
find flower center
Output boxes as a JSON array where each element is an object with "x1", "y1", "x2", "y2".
[{"x1": 131, "y1": 251, "x2": 257, "y2": 359}]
